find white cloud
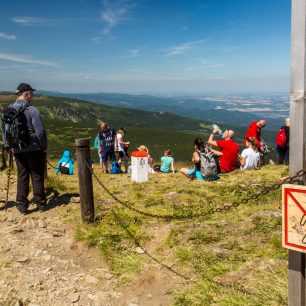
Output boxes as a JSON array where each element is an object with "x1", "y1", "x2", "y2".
[
  {"x1": 166, "y1": 40, "x2": 206, "y2": 56},
  {"x1": 100, "y1": 0, "x2": 136, "y2": 34},
  {"x1": 0, "y1": 53, "x2": 61, "y2": 68},
  {"x1": 0, "y1": 33, "x2": 16, "y2": 40},
  {"x1": 11, "y1": 16, "x2": 52, "y2": 26},
  {"x1": 128, "y1": 49, "x2": 139, "y2": 57}
]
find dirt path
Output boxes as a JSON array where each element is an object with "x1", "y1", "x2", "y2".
[{"x1": 0, "y1": 173, "x2": 180, "y2": 306}]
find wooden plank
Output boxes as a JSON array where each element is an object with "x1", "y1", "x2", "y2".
[{"x1": 289, "y1": 0, "x2": 306, "y2": 305}]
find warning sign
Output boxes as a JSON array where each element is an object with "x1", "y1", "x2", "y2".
[{"x1": 283, "y1": 184, "x2": 306, "y2": 252}]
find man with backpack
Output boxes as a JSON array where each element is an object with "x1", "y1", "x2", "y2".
[
  {"x1": 2, "y1": 83, "x2": 47, "y2": 215},
  {"x1": 208, "y1": 128, "x2": 240, "y2": 173},
  {"x1": 276, "y1": 117, "x2": 290, "y2": 165}
]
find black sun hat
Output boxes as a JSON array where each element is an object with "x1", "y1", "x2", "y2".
[{"x1": 16, "y1": 83, "x2": 36, "y2": 95}]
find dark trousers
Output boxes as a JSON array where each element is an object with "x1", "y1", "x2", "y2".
[
  {"x1": 277, "y1": 146, "x2": 289, "y2": 165},
  {"x1": 14, "y1": 150, "x2": 46, "y2": 206}
]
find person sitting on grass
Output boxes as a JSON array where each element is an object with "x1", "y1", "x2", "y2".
[
  {"x1": 180, "y1": 137, "x2": 205, "y2": 180},
  {"x1": 56, "y1": 150, "x2": 74, "y2": 175},
  {"x1": 138, "y1": 145, "x2": 155, "y2": 173},
  {"x1": 239, "y1": 137, "x2": 260, "y2": 170},
  {"x1": 208, "y1": 127, "x2": 240, "y2": 173},
  {"x1": 160, "y1": 149, "x2": 175, "y2": 173}
]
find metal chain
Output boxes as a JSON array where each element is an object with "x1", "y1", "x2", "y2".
[
  {"x1": 87, "y1": 160, "x2": 305, "y2": 220},
  {"x1": 112, "y1": 209, "x2": 259, "y2": 296},
  {"x1": 112, "y1": 210, "x2": 196, "y2": 283}
]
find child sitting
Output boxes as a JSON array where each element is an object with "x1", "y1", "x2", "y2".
[
  {"x1": 160, "y1": 149, "x2": 175, "y2": 173},
  {"x1": 56, "y1": 150, "x2": 74, "y2": 175},
  {"x1": 138, "y1": 145, "x2": 155, "y2": 173}
]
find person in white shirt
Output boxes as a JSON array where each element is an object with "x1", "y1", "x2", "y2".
[
  {"x1": 116, "y1": 127, "x2": 129, "y2": 173},
  {"x1": 240, "y1": 137, "x2": 260, "y2": 170}
]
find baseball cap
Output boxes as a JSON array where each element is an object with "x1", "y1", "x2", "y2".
[
  {"x1": 120, "y1": 126, "x2": 127, "y2": 133},
  {"x1": 16, "y1": 83, "x2": 36, "y2": 95}
]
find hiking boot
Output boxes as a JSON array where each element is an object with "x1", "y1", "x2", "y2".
[{"x1": 16, "y1": 202, "x2": 29, "y2": 215}]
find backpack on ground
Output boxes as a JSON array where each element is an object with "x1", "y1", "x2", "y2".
[
  {"x1": 1, "y1": 102, "x2": 29, "y2": 149},
  {"x1": 275, "y1": 128, "x2": 286, "y2": 148},
  {"x1": 110, "y1": 161, "x2": 122, "y2": 174},
  {"x1": 199, "y1": 148, "x2": 218, "y2": 178}
]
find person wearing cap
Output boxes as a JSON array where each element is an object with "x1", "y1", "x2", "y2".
[
  {"x1": 116, "y1": 127, "x2": 129, "y2": 173},
  {"x1": 12, "y1": 83, "x2": 47, "y2": 215}
]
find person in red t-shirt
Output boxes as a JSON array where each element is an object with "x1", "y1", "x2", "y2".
[
  {"x1": 244, "y1": 120, "x2": 267, "y2": 151},
  {"x1": 208, "y1": 128, "x2": 240, "y2": 173},
  {"x1": 245, "y1": 120, "x2": 267, "y2": 166}
]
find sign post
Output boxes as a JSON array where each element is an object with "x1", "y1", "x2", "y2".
[{"x1": 288, "y1": 0, "x2": 306, "y2": 305}]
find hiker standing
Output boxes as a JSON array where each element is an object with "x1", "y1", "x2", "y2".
[
  {"x1": 98, "y1": 122, "x2": 117, "y2": 173},
  {"x1": 116, "y1": 127, "x2": 129, "y2": 173},
  {"x1": 276, "y1": 117, "x2": 290, "y2": 165},
  {"x1": 6, "y1": 83, "x2": 47, "y2": 214},
  {"x1": 244, "y1": 119, "x2": 267, "y2": 166}
]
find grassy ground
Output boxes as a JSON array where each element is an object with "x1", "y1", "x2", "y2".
[{"x1": 45, "y1": 161, "x2": 289, "y2": 306}]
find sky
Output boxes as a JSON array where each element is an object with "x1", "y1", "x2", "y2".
[{"x1": 0, "y1": 0, "x2": 291, "y2": 94}]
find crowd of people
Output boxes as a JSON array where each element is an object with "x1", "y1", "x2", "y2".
[
  {"x1": 88, "y1": 116, "x2": 290, "y2": 181},
  {"x1": 1, "y1": 82, "x2": 291, "y2": 215}
]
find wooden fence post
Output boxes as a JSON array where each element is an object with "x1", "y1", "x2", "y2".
[
  {"x1": 289, "y1": 0, "x2": 306, "y2": 305},
  {"x1": 75, "y1": 137, "x2": 95, "y2": 223}
]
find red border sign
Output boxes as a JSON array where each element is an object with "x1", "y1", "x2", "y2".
[{"x1": 283, "y1": 184, "x2": 306, "y2": 252}]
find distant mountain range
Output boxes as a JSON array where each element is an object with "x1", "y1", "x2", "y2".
[
  {"x1": 38, "y1": 91, "x2": 289, "y2": 130},
  {"x1": 0, "y1": 92, "x2": 278, "y2": 161}
]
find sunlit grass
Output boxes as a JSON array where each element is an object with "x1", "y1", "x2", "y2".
[{"x1": 41, "y1": 162, "x2": 289, "y2": 304}]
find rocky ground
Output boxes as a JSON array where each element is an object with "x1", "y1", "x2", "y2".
[{"x1": 0, "y1": 172, "x2": 181, "y2": 306}]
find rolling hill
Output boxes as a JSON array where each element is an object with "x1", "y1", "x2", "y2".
[{"x1": 0, "y1": 93, "x2": 277, "y2": 162}]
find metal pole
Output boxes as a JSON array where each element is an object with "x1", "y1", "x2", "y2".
[{"x1": 289, "y1": 0, "x2": 306, "y2": 305}]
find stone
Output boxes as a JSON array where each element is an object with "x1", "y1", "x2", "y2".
[
  {"x1": 71, "y1": 292, "x2": 80, "y2": 303},
  {"x1": 147, "y1": 294, "x2": 153, "y2": 299},
  {"x1": 43, "y1": 267, "x2": 53, "y2": 273},
  {"x1": 135, "y1": 247, "x2": 145, "y2": 254},
  {"x1": 104, "y1": 273, "x2": 113, "y2": 280},
  {"x1": 8, "y1": 227, "x2": 23, "y2": 234},
  {"x1": 17, "y1": 257, "x2": 30, "y2": 263},
  {"x1": 70, "y1": 197, "x2": 80, "y2": 203},
  {"x1": 38, "y1": 220, "x2": 47, "y2": 228},
  {"x1": 86, "y1": 275, "x2": 99, "y2": 284}
]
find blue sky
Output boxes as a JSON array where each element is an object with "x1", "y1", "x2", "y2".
[{"x1": 0, "y1": 0, "x2": 291, "y2": 94}]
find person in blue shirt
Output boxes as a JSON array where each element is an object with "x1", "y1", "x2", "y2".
[
  {"x1": 93, "y1": 133, "x2": 102, "y2": 168},
  {"x1": 98, "y1": 122, "x2": 117, "y2": 173},
  {"x1": 56, "y1": 150, "x2": 74, "y2": 175},
  {"x1": 160, "y1": 149, "x2": 175, "y2": 173}
]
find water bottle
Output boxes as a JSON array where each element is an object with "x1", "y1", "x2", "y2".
[{"x1": 212, "y1": 124, "x2": 223, "y2": 135}]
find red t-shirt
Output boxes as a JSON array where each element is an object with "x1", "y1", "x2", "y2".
[
  {"x1": 216, "y1": 139, "x2": 240, "y2": 172},
  {"x1": 245, "y1": 121, "x2": 261, "y2": 148}
]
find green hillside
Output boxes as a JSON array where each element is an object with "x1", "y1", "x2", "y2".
[{"x1": 0, "y1": 93, "x2": 277, "y2": 162}]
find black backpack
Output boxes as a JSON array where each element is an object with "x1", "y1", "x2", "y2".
[
  {"x1": 199, "y1": 148, "x2": 218, "y2": 177},
  {"x1": 1, "y1": 102, "x2": 30, "y2": 149}
]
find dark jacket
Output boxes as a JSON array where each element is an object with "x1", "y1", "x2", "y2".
[{"x1": 13, "y1": 99, "x2": 47, "y2": 154}]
